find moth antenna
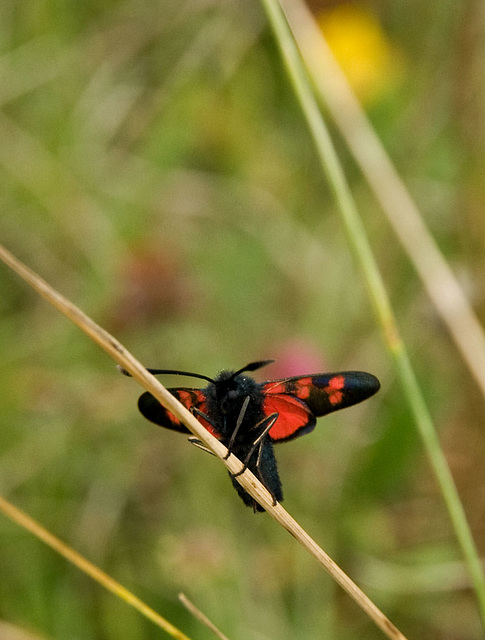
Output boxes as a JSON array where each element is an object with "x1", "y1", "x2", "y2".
[
  {"x1": 145, "y1": 368, "x2": 215, "y2": 384},
  {"x1": 231, "y1": 360, "x2": 275, "y2": 378},
  {"x1": 117, "y1": 364, "x2": 214, "y2": 384},
  {"x1": 117, "y1": 365, "x2": 131, "y2": 377}
]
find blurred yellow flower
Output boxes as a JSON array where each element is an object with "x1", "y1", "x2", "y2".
[{"x1": 318, "y1": 3, "x2": 404, "y2": 104}]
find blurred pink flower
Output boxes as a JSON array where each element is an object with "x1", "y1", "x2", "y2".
[{"x1": 264, "y1": 339, "x2": 328, "y2": 378}]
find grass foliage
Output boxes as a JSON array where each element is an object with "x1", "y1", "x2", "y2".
[{"x1": 1, "y1": 1, "x2": 485, "y2": 638}]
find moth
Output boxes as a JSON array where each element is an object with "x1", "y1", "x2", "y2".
[{"x1": 132, "y1": 360, "x2": 380, "y2": 511}]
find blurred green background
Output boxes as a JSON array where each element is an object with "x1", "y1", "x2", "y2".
[{"x1": 1, "y1": 1, "x2": 485, "y2": 638}]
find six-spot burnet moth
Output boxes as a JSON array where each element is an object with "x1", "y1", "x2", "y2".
[{"x1": 128, "y1": 360, "x2": 380, "y2": 512}]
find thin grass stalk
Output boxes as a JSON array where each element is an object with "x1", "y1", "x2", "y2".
[
  {"x1": 281, "y1": 0, "x2": 485, "y2": 407},
  {"x1": 0, "y1": 242, "x2": 407, "y2": 640},
  {"x1": 178, "y1": 593, "x2": 231, "y2": 640},
  {"x1": 259, "y1": 0, "x2": 485, "y2": 628},
  {"x1": 0, "y1": 495, "x2": 192, "y2": 640}
]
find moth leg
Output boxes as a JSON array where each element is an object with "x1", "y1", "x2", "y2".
[
  {"x1": 187, "y1": 437, "x2": 216, "y2": 456},
  {"x1": 190, "y1": 406, "x2": 219, "y2": 430},
  {"x1": 249, "y1": 412, "x2": 279, "y2": 448},
  {"x1": 224, "y1": 395, "x2": 251, "y2": 459},
  {"x1": 253, "y1": 440, "x2": 278, "y2": 506},
  {"x1": 231, "y1": 413, "x2": 278, "y2": 478},
  {"x1": 187, "y1": 407, "x2": 218, "y2": 455}
]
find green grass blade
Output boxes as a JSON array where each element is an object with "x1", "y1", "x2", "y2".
[
  {"x1": 260, "y1": 0, "x2": 485, "y2": 628},
  {"x1": 0, "y1": 495, "x2": 193, "y2": 640}
]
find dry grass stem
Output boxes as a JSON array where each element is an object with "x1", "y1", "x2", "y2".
[
  {"x1": 281, "y1": 0, "x2": 485, "y2": 403},
  {"x1": 178, "y1": 593, "x2": 231, "y2": 640},
  {"x1": 0, "y1": 495, "x2": 193, "y2": 640},
  {"x1": 0, "y1": 242, "x2": 408, "y2": 640}
]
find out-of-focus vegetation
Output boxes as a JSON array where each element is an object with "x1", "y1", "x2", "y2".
[{"x1": 1, "y1": 1, "x2": 485, "y2": 638}]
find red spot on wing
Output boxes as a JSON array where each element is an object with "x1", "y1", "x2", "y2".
[
  {"x1": 170, "y1": 389, "x2": 219, "y2": 437},
  {"x1": 293, "y1": 377, "x2": 312, "y2": 400},
  {"x1": 263, "y1": 394, "x2": 314, "y2": 442},
  {"x1": 263, "y1": 381, "x2": 287, "y2": 394},
  {"x1": 177, "y1": 389, "x2": 196, "y2": 406},
  {"x1": 325, "y1": 375, "x2": 345, "y2": 405}
]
